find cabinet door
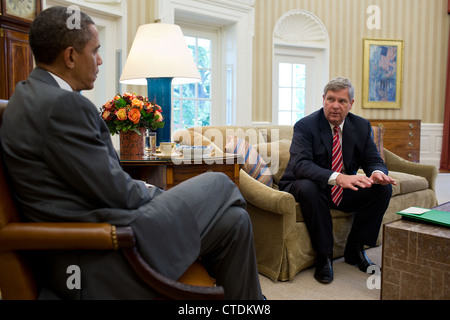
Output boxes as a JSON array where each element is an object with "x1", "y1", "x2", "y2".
[{"x1": 0, "y1": 28, "x2": 33, "y2": 99}]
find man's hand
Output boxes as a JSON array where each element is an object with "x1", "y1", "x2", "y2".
[
  {"x1": 370, "y1": 172, "x2": 398, "y2": 186},
  {"x1": 336, "y1": 172, "x2": 397, "y2": 191},
  {"x1": 336, "y1": 174, "x2": 374, "y2": 191}
]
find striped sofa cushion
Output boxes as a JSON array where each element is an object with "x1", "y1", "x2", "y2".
[{"x1": 225, "y1": 136, "x2": 273, "y2": 187}]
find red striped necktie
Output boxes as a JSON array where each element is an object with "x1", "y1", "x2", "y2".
[{"x1": 331, "y1": 126, "x2": 343, "y2": 206}]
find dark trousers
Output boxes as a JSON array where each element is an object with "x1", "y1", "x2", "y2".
[
  {"x1": 289, "y1": 179, "x2": 392, "y2": 255},
  {"x1": 164, "y1": 172, "x2": 264, "y2": 300}
]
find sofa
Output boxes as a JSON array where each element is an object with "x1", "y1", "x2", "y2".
[{"x1": 173, "y1": 125, "x2": 439, "y2": 282}]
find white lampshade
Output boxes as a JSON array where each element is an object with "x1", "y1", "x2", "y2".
[{"x1": 120, "y1": 23, "x2": 201, "y2": 85}]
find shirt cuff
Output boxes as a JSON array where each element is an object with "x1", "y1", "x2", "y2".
[{"x1": 328, "y1": 172, "x2": 341, "y2": 186}]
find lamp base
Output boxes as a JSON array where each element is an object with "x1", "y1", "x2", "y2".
[{"x1": 147, "y1": 77, "x2": 173, "y2": 145}]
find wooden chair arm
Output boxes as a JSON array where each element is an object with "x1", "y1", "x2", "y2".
[
  {"x1": 0, "y1": 222, "x2": 224, "y2": 300},
  {"x1": 117, "y1": 226, "x2": 225, "y2": 300},
  {"x1": 122, "y1": 247, "x2": 225, "y2": 300},
  {"x1": 0, "y1": 223, "x2": 120, "y2": 251}
]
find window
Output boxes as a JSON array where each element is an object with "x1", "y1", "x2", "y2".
[
  {"x1": 277, "y1": 62, "x2": 307, "y2": 126},
  {"x1": 157, "y1": 0, "x2": 254, "y2": 127},
  {"x1": 173, "y1": 36, "x2": 213, "y2": 130},
  {"x1": 272, "y1": 10, "x2": 330, "y2": 125},
  {"x1": 273, "y1": 51, "x2": 319, "y2": 126}
]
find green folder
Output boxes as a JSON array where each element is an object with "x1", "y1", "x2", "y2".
[{"x1": 396, "y1": 207, "x2": 450, "y2": 227}]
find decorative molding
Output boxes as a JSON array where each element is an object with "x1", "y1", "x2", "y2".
[
  {"x1": 274, "y1": 10, "x2": 328, "y2": 46},
  {"x1": 156, "y1": 0, "x2": 254, "y2": 23},
  {"x1": 194, "y1": 0, "x2": 255, "y2": 12},
  {"x1": 85, "y1": 0, "x2": 121, "y2": 4},
  {"x1": 46, "y1": 0, "x2": 124, "y2": 17}
]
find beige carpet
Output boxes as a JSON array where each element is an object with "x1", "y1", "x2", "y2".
[{"x1": 259, "y1": 246, "x2": 382, "y2": 300}]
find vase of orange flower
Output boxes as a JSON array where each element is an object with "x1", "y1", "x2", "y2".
[{"x1": 100, "y1": 93, "x2": 164, "y2": 158}]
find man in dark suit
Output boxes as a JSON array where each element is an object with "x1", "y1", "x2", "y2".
[
  {"x1": 279, "y1": 77, "x2": 396, "y2": 284},
  {"x1": 0, "y1": 6, "x2": 263, "y2": 300}
]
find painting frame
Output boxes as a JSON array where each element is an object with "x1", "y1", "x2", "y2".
[{"x1": 362, "y1": 39, "x2": 404, "y2": 109}]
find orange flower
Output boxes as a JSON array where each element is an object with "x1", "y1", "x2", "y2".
[
  {"x1": 102, "y1": 110, "x2": 111, "y2": 120},
  {"x1": 103, "y1": 100, "x2": 114, "y2": 111},
  {"x1": 100, "y1": 92, "x2": 164, "y2": 135},
  {"x1": 132, "y1": 98, "x2": 144, "y2": 110},
  {"x1": 128, "y1": 108, "x2": 141, "y2": 124},
  {"x1": 115, "y1": 108, "x2": 127, "y2": 121},
  {"x1": 123, "y1": 93, "x2": 136, "y2": 101},
  {"x1": 154, "y1": 110, "x2": 163, "y2": 122}
]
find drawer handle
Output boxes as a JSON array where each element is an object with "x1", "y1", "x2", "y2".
[
  {"x1": 408, "y1": 154, "x2": 414, "y2": 158},
  {"x1": 378, "y1": 123, "x2": 384, "y2": 128},
  {"x1": 409, "y1": 142, "x2": 414, "y2": 147},
  {"x1": 409, "y1": 132, "x2": 414, "y2": 137},
  {"x1": 409, "y1": 123, "x2": 415, "y2": 129}
]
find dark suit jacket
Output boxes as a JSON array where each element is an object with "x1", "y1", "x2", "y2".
[
  {"x1": 0, "y1": 68, "x2": 200, "y2": 299},
  {"x1": 279, "y1": 109, "x2": 387, "y2": 193}
]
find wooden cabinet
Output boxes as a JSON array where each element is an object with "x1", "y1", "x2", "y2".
[
  {"x1": 0, "y1": 26, "x2": 33, "y2": 99},
  {"x1": 0, "y1": 0, "x2": 42, "y2": 100},
  {"x1": 369, "y1": 119, "x2": 421, "y2": 163}
]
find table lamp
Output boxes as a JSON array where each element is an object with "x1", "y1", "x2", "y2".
[{"x1": 120, "y1": 23, "x2": 201, "y2": 144}]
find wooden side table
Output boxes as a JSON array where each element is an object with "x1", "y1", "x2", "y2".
[{"x1": 120, "y1": 154, "x2": 242, "y2": 190}]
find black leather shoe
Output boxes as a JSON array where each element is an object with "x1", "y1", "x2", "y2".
[
  {"x1": 344, "y1": 243, "x2": 376, "y2": 272},
  {"x1": 314, "y1": 254, "x2": 333, "y2": 284}
]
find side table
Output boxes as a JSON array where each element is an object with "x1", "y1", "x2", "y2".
[
  {"x1": 381, "y1": 204, "x2": 450, "y2": 300},
  {"x1": 120, "y1": 154, "x2": 242, "y2": 190}
]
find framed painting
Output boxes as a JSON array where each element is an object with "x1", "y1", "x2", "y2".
[{"x1": 362, "y1": 39, "x2": 404, "y2": 109}]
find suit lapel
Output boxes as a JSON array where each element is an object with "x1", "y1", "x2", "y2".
[
  {"x1": 342, "y1": 116, "x2": 356, "y2": 171},
  {"x1": 319, "y1": 110, "x2": 333, "y2": 163}
]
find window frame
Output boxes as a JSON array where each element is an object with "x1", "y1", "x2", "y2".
[
  {"x1": 273, "y1": 45, "x2": 324, "y2": 125},
  {"x1": 173, "y1": 25, "x2": 220, "y2": 129},
  {"x1": 156, "y1": 0, "x2": 254, "y2": 127}
]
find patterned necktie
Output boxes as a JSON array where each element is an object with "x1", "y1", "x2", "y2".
[{"x1": 331, "y1": 126, "x2": 343, "y2": 206}]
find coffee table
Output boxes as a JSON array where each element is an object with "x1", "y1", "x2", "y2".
[
  {"x1": 120, "y1": 154, "x2": 242, "y2": 190},
  {"x1": 381, "y1": 202, "x2": 450, "y2": 300}
]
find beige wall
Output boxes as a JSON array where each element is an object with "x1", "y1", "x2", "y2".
[
  {"x1": 253, "y1": 0, "x2": 450, "y2": 124},
  {"x1": 125, "y1": 0, "x2": 449, "y2": 125},
  {"x1": 124, "y1": 0, "x2": 156, "y2": 96}
]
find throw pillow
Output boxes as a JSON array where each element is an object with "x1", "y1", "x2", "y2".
[
  {"x1": 255, "y1": 140, "x2": 291, "y2": 185},
  {"x1": 371, "y1": 126, "x2": 386, "y2": 162},
  {"x1": 225, "y1": 136, "x2": 273, "y2": 188}
]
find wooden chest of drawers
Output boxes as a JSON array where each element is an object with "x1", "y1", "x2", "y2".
[{"x1": 369, "y1": 119, "x2": 421, "y2": 163}]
